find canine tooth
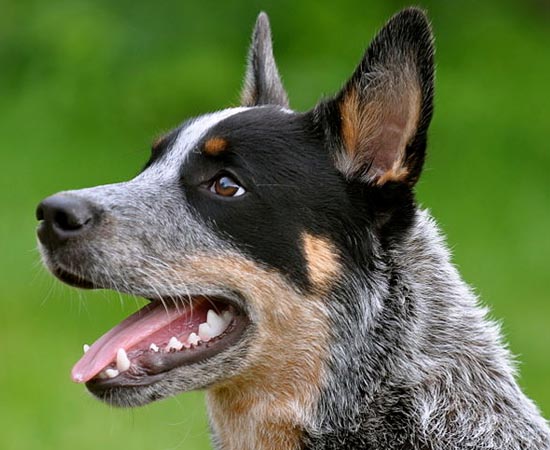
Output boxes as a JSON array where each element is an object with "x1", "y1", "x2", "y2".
[
  {"x1": 207, "y1": 309, "x2": 227, "y2": 336},
  {"x1": 83, "y1": 344, "x2": 90, "y2": 353},
  {"x1": 116, "y1": 348, "x2": 131, "y2": 372},
  {"x1": 97, "y1": 371, "x2": 108, "y2": 379},
  {"x1": 167, "y1": 336, "x2": 183, "y2": 351},
  {"x1": 187, "y1": 332, "x2": 200, "y2": 346},
  {"x1": 105, "y1": 368, "x2": 119, "y2": 378},
  {"x1": 149, "y1": 343, "x2": 159, "y2": 352}
]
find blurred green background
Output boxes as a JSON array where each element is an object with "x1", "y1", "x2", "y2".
[{"x1": 1, "y1": 0, "x2": 549, "y2": 449}]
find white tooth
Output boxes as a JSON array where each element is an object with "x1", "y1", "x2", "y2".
[
  {"x1": 198, "y1": 322, "x2": 213, "y2": 341},
  {"x1": 221, "y1": 310, "x2": 234, "y2": 324},
  {"x1": 167, "y1": 336, "x2": 183, "y2": 351},
  {"x1": 207, "y1": 310, "x2": 227, "y2": 337},
  {"x1": 149, "y1": 343, "x2": 159, "y2": 352},
  {"x1": 116, "y1": 348, "x2": 131, "y2": 372},
  {"x1": 105, "y1": 368, "x2": 119, "y2": 378},
  {"x1": 97, "y1": 371, "x2": 108, "y2": 379},
  {"x1": 83, "y1": 344, "x2": 90, "y2": 353},
  {"x1": 187, "y1": 332, "x2": 200, "y2": 346}
]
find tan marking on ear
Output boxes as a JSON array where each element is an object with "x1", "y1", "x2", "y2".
[
  {"x1": 339, "y1": 86, "x2": 383, "y2": 162},
  {"x1": 302, "y1": 233, "x2": 340, "y2": 292},
  {"x1": 167, "y1": 254, "x2": 329, "y2": 450},
  {"x1": 203, "y1": 137, "x2": 228, "y2": 155},
  {"x1": 376, "y1": 163, "x2": 410, "y2": 185},
  {"x1": 339, "y1": 87, "x2": 359, "y2": 155}
]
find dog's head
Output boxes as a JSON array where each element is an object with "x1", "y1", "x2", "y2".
[{"x1": 37, "y1": 9, "x2": 434, "y2": 410}]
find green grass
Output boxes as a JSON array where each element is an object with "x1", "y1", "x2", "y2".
[{"x1": 1, "y1": 1, "x2": 549, "y2": 449}]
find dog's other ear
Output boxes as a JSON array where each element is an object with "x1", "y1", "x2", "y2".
[
  {"x1": 315, "y1": 8, "x2": 434, "y2": 186},
  {"x1": 241, "y1": 12, "x2": 289, "y2": 108}
]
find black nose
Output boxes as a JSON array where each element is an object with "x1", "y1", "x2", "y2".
[{"x1": 36, "y1": 194, "x2": 97, "y2": 247}]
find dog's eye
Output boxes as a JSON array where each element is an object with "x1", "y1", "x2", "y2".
[{"x1": 208, "y1": 174, "x2": 246, "y2": 197}]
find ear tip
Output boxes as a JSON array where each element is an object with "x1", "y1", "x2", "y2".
[
  {"x1": 389, "y1": 7, "x2": 434, "y2": 38},
  {"x1": 393, "y1": 7, "x2": 431, "y2": 23},
  {"x1": 257, "y1": 11, "x2": 270, "y2": 21},
  {"x1": 255, "y1": 11, "x2": 271, "y2": 30},
  {"x1": 252, "y1": 11, "x2": 273, "y2": 44},
  {"x1": 372, "y1": 7, "x2": 435, "y2": 62}
]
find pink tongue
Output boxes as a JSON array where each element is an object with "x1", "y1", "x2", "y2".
[{"x1": 72, "y1": 301, "x2": 181, "y2": 383}]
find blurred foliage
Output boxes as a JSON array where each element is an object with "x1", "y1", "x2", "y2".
[{"x1": 1, "y1": 0, "x2": 549, "y2": 449}]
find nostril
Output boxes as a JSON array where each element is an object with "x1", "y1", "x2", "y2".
[{"x1": 53, "y1": 209, "x2": 89, "y2": 231}]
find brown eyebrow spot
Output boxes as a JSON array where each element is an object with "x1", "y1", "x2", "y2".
[{"x1": 203, "y1": 137, "x2": 228, "y2": 155}]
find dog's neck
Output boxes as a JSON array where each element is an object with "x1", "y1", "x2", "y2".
[
  {"x1": 302, "y1": 210, "x2": 546, "y2": 448},
  {"x1": 205, "y1": 209, "x2": 542, "y2": 450},
  {"x1": 207, "y1": 381, "x2": 305, "y2": 450}
]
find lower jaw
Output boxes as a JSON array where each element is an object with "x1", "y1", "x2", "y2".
[
  {"x1": 86, "y1": 380, "x2": 169, "y2": 407},
  {"x1": 85, "y1": 330, "x2": 253, "y2": 409}
]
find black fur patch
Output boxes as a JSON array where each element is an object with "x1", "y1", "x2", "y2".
[{"x1": 180, "y1": 107, "x2": 346, "y2": 289}]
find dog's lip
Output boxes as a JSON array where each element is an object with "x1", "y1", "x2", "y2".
[{"x1": 52, "y1": 266, "x2": 96, "y2": 289}]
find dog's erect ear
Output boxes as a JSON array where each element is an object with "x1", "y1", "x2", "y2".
[
  {"x1": 241, "y1": 12, "x2": 289, "y2": 108},
  {"x1": 315, "y1": 8, "x2": 434, "y2": 186}
]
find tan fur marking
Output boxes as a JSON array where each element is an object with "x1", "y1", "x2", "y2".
[
  {"x1": 302, "y1": 233, "x2": 340, "y2": 291},
  {"x1": 203, "y1": 137, "x2": 228, "y2": 155},
  {"x1": 339, "y1": 86, "x2": 383, "y2": 161},
  {"x1": 167, "y1": 254, "x2": 330, "y2": 450},
  {"x1": 376, "y1": 162, "x2": 410, "y2": 185},
  {"x1": 339, "y1": 87, "x2": 359, "y2": 156}
]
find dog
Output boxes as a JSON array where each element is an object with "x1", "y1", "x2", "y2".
[{"x1": 36, "y1": 8, "x2": 550, "y2": 450}]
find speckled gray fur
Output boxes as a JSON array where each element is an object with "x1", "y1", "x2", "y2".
[{"x1": 302, "y1": 209, "x2": 550, "y2": 449}]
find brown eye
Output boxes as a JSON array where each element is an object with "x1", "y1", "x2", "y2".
[{"x1": 209, "y1": 174, "x2": 246, "y2": 197}]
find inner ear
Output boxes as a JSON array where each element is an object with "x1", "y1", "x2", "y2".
[
  {"x1": 338, "y1": 66, "x2": 423, "y2": 185},
  {"x1": 316, "y1": 8, "x2": 434, "y2": 187}
]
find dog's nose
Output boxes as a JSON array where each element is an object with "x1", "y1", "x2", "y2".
[{"x1": 36, "y1": 194, "x2": 97, "y2": 247}]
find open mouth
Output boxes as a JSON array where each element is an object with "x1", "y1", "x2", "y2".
[
  {"x1": 76, "y1": 296, "x2": 248, "y2": 390},
  {"x1": 75, "y1": 296, "x2": 249, "y2": 390},
  {"x1": 56, "y1": 265, "x2": 250, "y2": 390}
]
